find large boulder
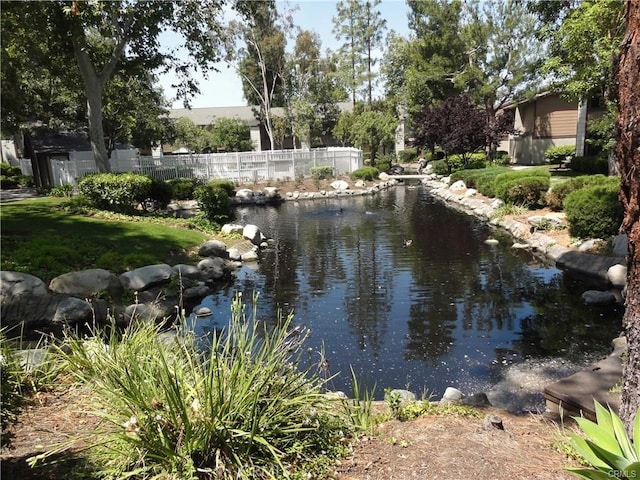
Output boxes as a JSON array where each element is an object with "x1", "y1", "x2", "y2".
[
  {"x1": 120, "y1": 264, "x2": 173, "y2": 292},
  {"x1": 331, "y1": 180, "x2": 350, "y2": 191},
  {"x1": 49, "y1": 268, "x2": 122, "y2": 299},
  {"x1": 198, "y1": 240, "x2": 228, "y2": 258},
  {"x1": 581, "y1": 290, "x2": 617, "y2": 305},
  {"x1": 0, "y1": 271, "x2": 47, "y2": 297},
  {"x1": 197, "y1": 257, "x2": 229, "y2": 281},
  {"x1": 607, "y1": 264, "x2": 627, "y2": 289},
  {"x1": 2, "y1": 292, "x2": 72, "y2": 330},
  {"x1": 243, "y1": 224, "x2": 266, "y2": 246},
  {"x1": 236, "y1": 189, "x2": 254, "y2": 200},
  {"x1": 221, "y1": 223, "x2": 244, "y2": 235},
  {"x1": 52, "y1": 297, "x2": 93, "y2": 325}
]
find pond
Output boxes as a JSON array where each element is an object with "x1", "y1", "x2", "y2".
[{"x1": 192, "y1": 185, "x2": 623, "y2": 411}]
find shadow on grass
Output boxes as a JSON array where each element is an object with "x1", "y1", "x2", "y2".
[
  {"x1": 1, "y1": 452, "x2": 95, "y2": 480},
  {"x1": 1, "y1": 198, "x2": 207, "y2": 281}
]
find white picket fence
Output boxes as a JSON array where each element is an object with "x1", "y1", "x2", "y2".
[{"x1": 47, "y1": 147, "x2": 362, "y2": 186}]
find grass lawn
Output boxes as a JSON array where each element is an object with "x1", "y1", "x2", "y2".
[{"x1": 1, "y1": 197, "x2": 209, "y2": 281}]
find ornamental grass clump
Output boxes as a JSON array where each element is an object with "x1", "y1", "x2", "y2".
[{"x1": 42, "y1": 294, "x2": 351, "y2": 479}]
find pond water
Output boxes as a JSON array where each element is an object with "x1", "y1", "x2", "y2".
[{"x1": 192, "y1": 185, "x2": 623, "y2": 410}]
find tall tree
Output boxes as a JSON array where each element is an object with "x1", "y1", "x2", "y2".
[
  {"x1": 333, "y1": 0, "x2": 386, "y2": 106},
  {"x1": 1, "y1": 1, "x2": 250, "y2": 172},
  {"x1": 616, "y1": 0, "x2": 640, "y2": 434},
  {"x1": 227, "y1": 1, "x2": 292, "y2": 150},
  {"x1": 457, "y1": 0, "x2": 542, "y2": 158},
  {"x1": 333, "y1": 102, "x2": 396, "y2": 161},
  {"x1": 404, "y1": 0, "x2": 466, "y2": 113}
]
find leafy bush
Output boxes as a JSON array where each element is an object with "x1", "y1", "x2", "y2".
[
  {"x1": 143, "y1": 178, "x2": 173, "y2": 211},
  {"x1": 78, "y1": 173, "x2": 154, "y2": 213},
  {"x1": 209, "y1": 178, "x2": 236, "y2": 197},
  {"x1": 545, "y1": 145, "x2": 575, "y2": 164},
  {"x1": 492, "y1": 150, "x2": 511, "y2": 166},
  {"x1": 0, "y1": 175, "x2": 19, "y2": 189},
  {"x1": 374, "y1": 154, "x2": 394, "y2": 171},
  {"x1": 194, "y1": 183, "x2": 231, "y2": 226},
  {"x1": 167, "y1": 177, "x2": 202, "y2": 200},
  {"x1": 351, "y1": 166, "x2": 380, "y2": 181},
  {"x1": 571, "y1": 155, "x2": 609, "y2": 174},
  {"x1": 49, "y1": 184, "x2": 74, "y2": 198},
  {"x1": 431, "y1": 159, "x2": 450, "y2": 176},
  {"x1": 566, "y1": 401, "x2": 639, "y2": 480},
  {"x1": 494, "y1": 176, "x2": 551, "y2": 207},
  {"x1": 48, "y1": 295, "x2": 352, "y2": 479},
  {"x1": 545, "y1": 174, "x2": 614, "y2": 211},
  {"x1": 449, "y1": 166, "x2": 510, "y2": 196},
  {"x1": 311, "y1": 166, "x2": 334, "y2": 181},
  {"x1": 564, "y1": 182, "x2": 623, "y2": 239},
  {"x1": 398, "y1": 147, "x2": 419, "y2": 164}
]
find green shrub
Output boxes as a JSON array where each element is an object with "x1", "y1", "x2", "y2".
[
  {"x1": 46, "y1": 295, "x2": 352, "y2": 479},
  {"x1": 78, "y1": 173, "x2": 153, "y2": 213},
  {"x1": 209, "y1": 178, "x2": 236, "y2": 197},
  {"x1": 351, "y1": 166, "x2": 379, "y2": 181},
  {"x1": 449, "y1": 166, "x2": 511, "y2": 196},
  {"x1": 167, "y1": 177, "x2": 202, "y2": 200},
  {"x1": 194, "y1": 183, "x2": 231, "y2": 226},
  {"x1": 49, "y1": 184, "x2": 74, "y2": 198},
  {"x1": 566, "y1": 401, "x2": 639, "y2": 480},
  {"x1": 431, "y1": 159, "x2": 450, "y2": 176},
  {"x1": 492, "y1": 150, "x2": 511, "y2": 166},
  {"x1": 544, "y1": 145, "x2": 575, "y2": 164},
  {"x1": 0, "y1": 175, "x2": 19, "y2": 189},
  {"x1": 374, "y1": 154, "x2": 394, "y2": 171},
  {"x1": 564, "y1": 182, "x2": 623, "y2": 239},
  {"x1": 143, "y1": 178, "x2": 173, "y2": 211},
  {"x1": 494, "y1": 176, "x2": 550, "y2": 207},
  {"x1": 398, "y1": 147, "x2": 418, "y2": 164},
  {"x1": 571, "y1": 155, "x2": 609, "y2": 174},
  {"x1": 545, "y1": 174, "x2": 614, "y2": 211},
  {"x1": 311, "y1": 166, "x2": 334, "y2": 181},
  {"x1": 0, "y1": 162, "x2": 22, "y2": 177}
]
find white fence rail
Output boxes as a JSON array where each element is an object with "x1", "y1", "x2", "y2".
[{"x1": 47, "y1": 148, "x2": 362, "y2": 186}]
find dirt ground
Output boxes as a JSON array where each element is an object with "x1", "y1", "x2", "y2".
[
  {"x1": 1, "y1": 174, "x2": 584, "y2": 479},
  {"x1": 1, "y1": 387, "x2": 581, "y2": 480}
]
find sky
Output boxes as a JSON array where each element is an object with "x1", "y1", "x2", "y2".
[{"x1": 158, "y1": 0, "x2": 411, "y2": 109}]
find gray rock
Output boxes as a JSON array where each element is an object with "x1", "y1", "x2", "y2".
[
  {"x1": 1, "y1": 292, "x2": 65, "y2": 330},
  {"x1": 197, "y1": 257, "x2": 228, "y2": 280},
  {"x1": 612, "y1": 234, "x2": 628, "y2": 256},
  {"x1": 120, "y1": 264, "x2": 173, "y2": 291},
  {"x1": 449, "y1": 180, "x2": 466, "y2": 191},
  {"x1": 198, "y1": 239, "x2": 228, "y2": 258},
  {"x1": 236, "y1": 188, "x2": 254, "y2": 200},
  {"x1": 243, "y1": 224, "x2": 265, "y2": 246},
  {"x1": 49, "y1": 268, "x2": 122, "y2": 299},
  {"x1": 607, "y1": 264, "x2": 627, "y2": 288},
  {"x1": 183, "y1": 285, "x2": 210, "y2": 300},
  {"x1": 124, "y1": 303, "x2": 164, "y2": 324},
  {"x1": 264, "y1": 186, "x2": 279, "y2": 198},
  {"x1": 581, "y1": 290, "x2": 617, "y2": 305},
  {"x1": 0, "y1": 271, "x2": 47, "y2": 297},
  {"x1": 221, "y1": 223, "x2": 244, "y2": 235},
  {"x1": 331, "y1": 180, "x2": 350, "y2": 190},
  {"x1": 241, "y1": 249, "x2": 259, "y2": 262},
  {"x1": 464, "y1": 188, "x2": 477, "y2": 197},
  {"x1": 194, "y1": 306, "x2": 212, "y2": 317},
  {"x1": 389, "y1": 389, "x2": 417, "y2": 405},
  {"x1": 577, "y1": 239, "x2": 606, "y2": 252},
  {"x1": 483, "y1": 414, "x2": 504, "y2": 430},
  {"x1": 172, "y1": 264, "x2": 204, "y2": 281},
  {"x1": 227, "y1": 247, "x2": 242, "y2": 261},
  {"x1": 355, "y1": 180, "x2": 366, "y2": 188},
  {"x1": 440, "y1": 386, "x2": 464, "y2": 405},
  {"x1": 52, "y1": 296, "x2": 92, "y2": 325},
  {"x1": 461, "y1": 392, "x2": 492, "y2": 407}
]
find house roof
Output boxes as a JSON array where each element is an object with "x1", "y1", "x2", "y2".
[
  {"x1": 501, "y1": 91, "x2": 556, "y2": 111},
  {"x1": 30, "y1": 131, "x2": 132, "y2": 154},
  {"x1": 168, "y1": 102, "x2": 354, "y2": 127}
]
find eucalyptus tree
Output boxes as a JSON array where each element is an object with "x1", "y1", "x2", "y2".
[
  {"x1": 226, "y1": 1, "x2": 294, "y2": 150},
  {"x1": 1, "y1": 0, "x2": 255, "y2": 172},
  {"x1": 332, "y1": 0, "x2": 386, "y2": 106},
  {"x1": 333, "y1": 102, "x2": 396, "y2": 161}
]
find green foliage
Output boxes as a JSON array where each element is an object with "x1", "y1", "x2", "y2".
[
  {"x1": 571, "y1": 156, "x2": 609, "y2": 175},
  {"x1": 144, "y1": 177, "x2": 173, "y2": 211},
  {"x1": 193, "y1": 183, "x2": 231, "y2": 226},
  {"x1": 545, "y1": 145, "x2": 576, "y2": 164},
  {"x1": 167, "y1": 177, "x2": 202, "y2": 201},
  {"x1": 310, "y1": 166, "x2": 334, "y2": 181},
  {"x1": 494, "y1": 176, "x2": 551, "y2": 208},
  {"x1": 78, "y1": 173, "x2": 153, "y2": 213},
  {"x1": 43, "y1": 295, "x2": 351, "y2": 479},
  {"x1": 333, "y1": 105, "x2": 397, "y2": 160},
  {"x1": 375, "y1": 153, "x2": 394, "y2": 171},
  {"x1": 208, "y1": 178, "x2": 236, "y2": 198},
  {"x1": 398, "y1": 147, "x2": 419, "y2": 164},
  {"x1": 350, "y1": 166, "x2": 379, "y2": 181},
  {"x1": 430, "y1": 159, "x2": 451, "y2": 176},
  {"x1": 564, "y1": 183, "x2": 623, "y2": 239},
  {"x1": 384, "y1": 389, "x2": 479, "y2": 422},
  {"x1": 210, "y1": 117, "x2": 254, "y2": 152},
  {"x1": 546, "y1": 175, "x2": 614, "y2": 211},
  {"x1": 566, "y1": 401, "x2": 640, "y2": 480},
  {"x1": 48, "y1": 184, "x2": 74, "y2": 198},
  {"x1": 0, "y1": 163, "x2": 31, "y2": 190},
  {"x1": 493, "y1": 151, "x2": 511, "y2": 166},
  {"x1": 95, "y1": 251, "x2": 158, "y2": 273},
  {"x1": 342, "y1": 368, "x2": 376, "y2": 435},
  {"x1": 1, "y1": 336, "x2": 23, "y2": 447}
]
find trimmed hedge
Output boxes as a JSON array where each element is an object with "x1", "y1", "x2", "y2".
[
  {"x1": 311, "y1": 166, "x2": 334, "y2": 180},
  {"x1": 570, "y1": 155, "x2": 608, "y2": 174},
  {"x1": 398, "y1": 147, "x2": 419, "y2": 164},
  {"x1": 545, "y1": 174, "x2": 615, "y2": 211},
  {"x1": 494, "y1": 176, "x2": 550, "y2": 207},
  {"x1": 78, "y1": 173, "x2": 154, "y2": 213},
  {"x1": 193, "y1": 184, "x2": 231, "y2": 225},
  {"x1": 563, "y1": 182, "x2": 623, "y2": 239},
  {"x1": 167, "y1": 177, "x2": 202, "y2": 201},
  {"x1": 351, "y1": 166, "x2": 379, "y2": 181},
  {"x1": 208, "y1": 179, "x2": 236, "y2": 198}
]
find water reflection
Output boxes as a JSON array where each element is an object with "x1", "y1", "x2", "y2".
[{"x1": 193, "y1": 186, "x2": 623, "y2": 405}]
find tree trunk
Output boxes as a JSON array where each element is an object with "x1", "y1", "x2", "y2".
[
  {"x1": 85, "y1": 85, "x2": 111, "y2": 172},
  {"x1": 616, "y1": 0, "x2": 640, "y2": 434}
]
